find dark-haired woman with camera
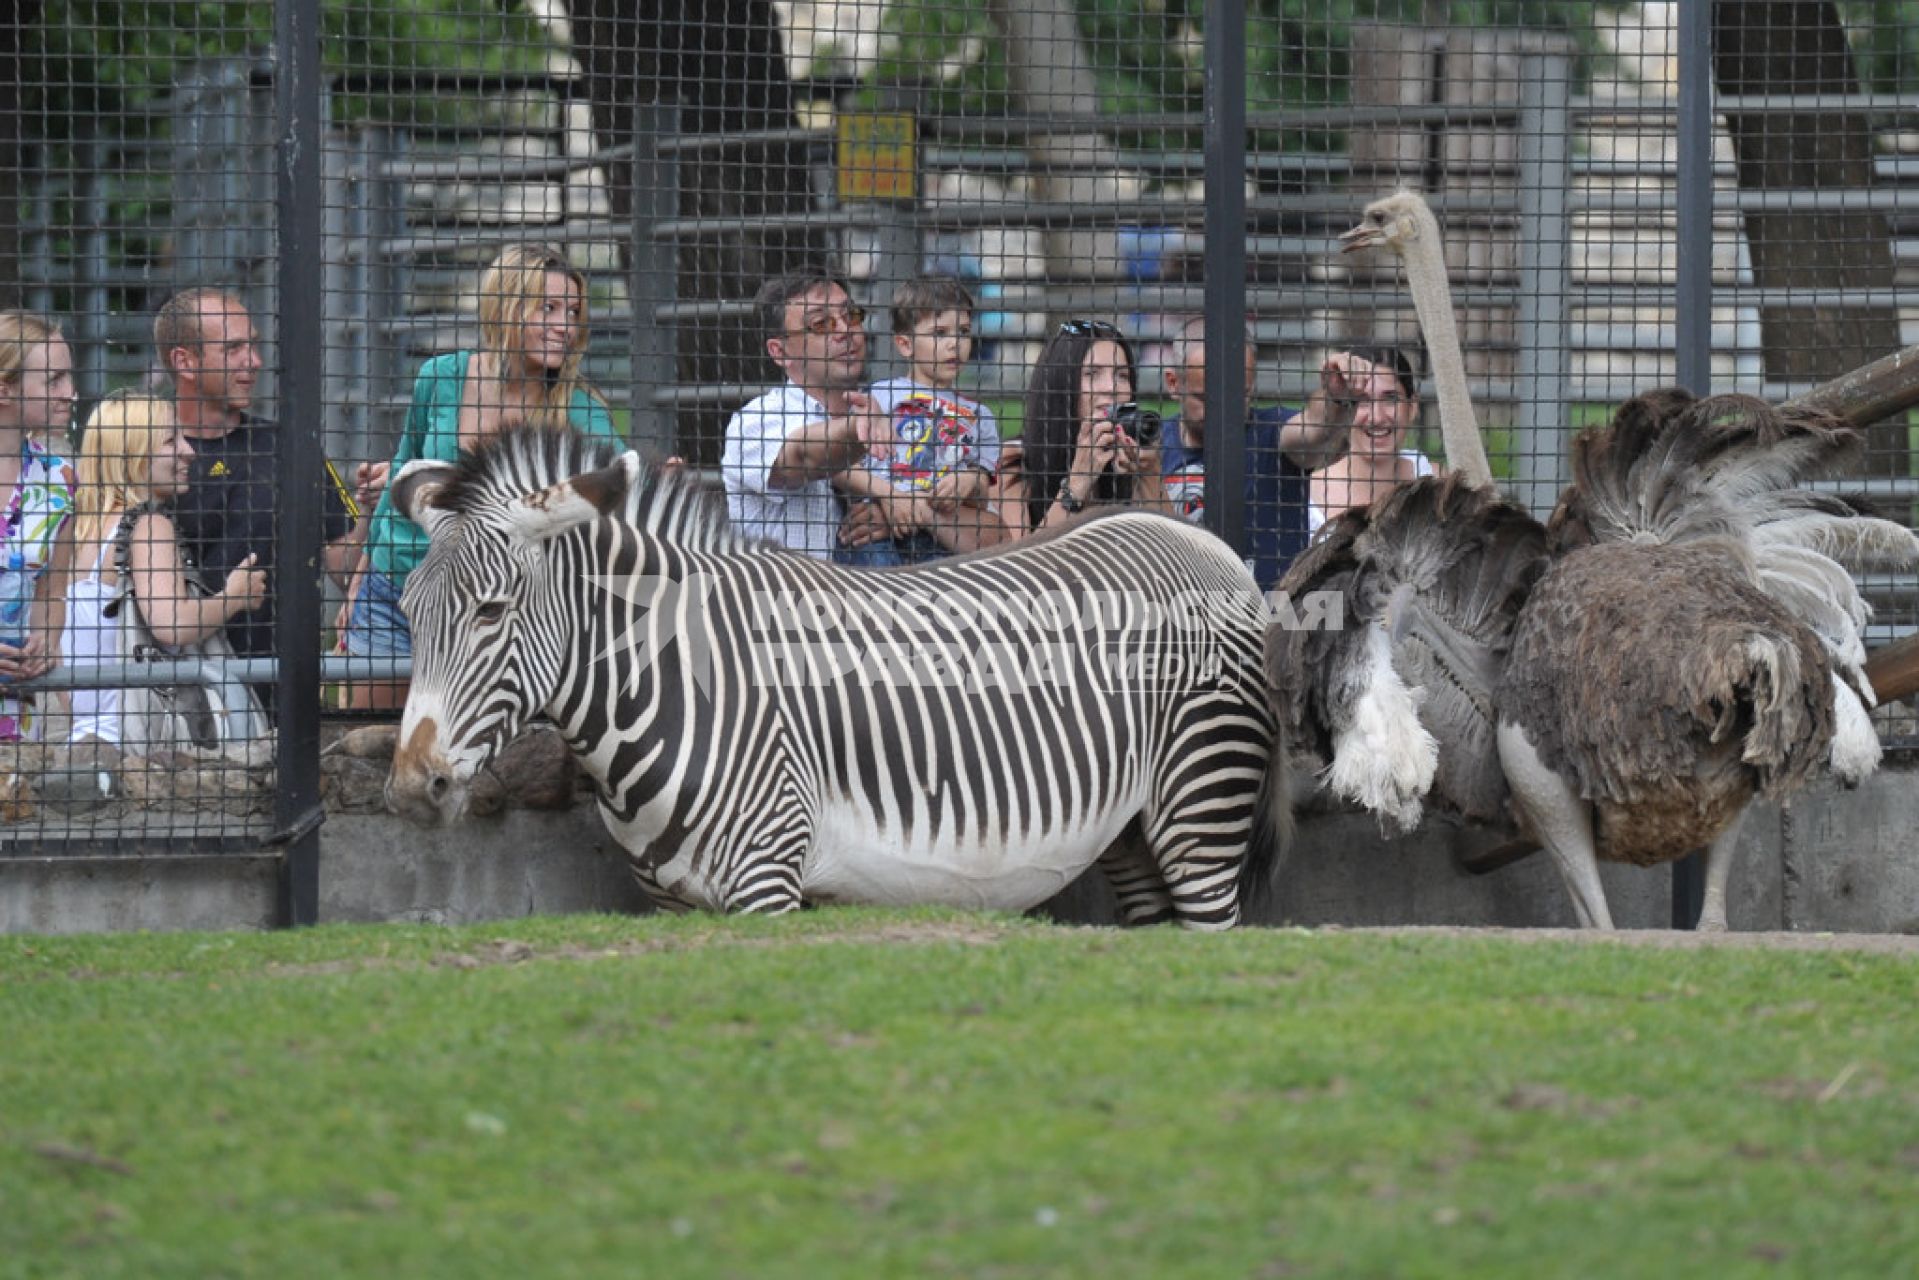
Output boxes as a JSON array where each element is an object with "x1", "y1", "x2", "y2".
[{"x1": 996, "y1": 319, "x2": 1172, "y2": 538}]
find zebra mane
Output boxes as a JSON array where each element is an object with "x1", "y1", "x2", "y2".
[{"x1": 438, "y1": 425, "x2": 760, "y2": 554}]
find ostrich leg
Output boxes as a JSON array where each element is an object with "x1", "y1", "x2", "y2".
[
  {"x1": 1696, "y1": 808, "x2": 1751, "y2": 933},
  {"x1": 1496, "y1": 721, "x2": 1615, "y2": 929}
]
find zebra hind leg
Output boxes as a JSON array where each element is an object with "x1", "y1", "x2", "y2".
[
  {"x1": 1095, "y1": 819, "x2": 1178, "y2": 926},
  {"x1": 1142, "y1": 770, "x2": 1263, "y2": 933}
]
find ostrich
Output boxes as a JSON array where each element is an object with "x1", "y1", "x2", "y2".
[{"x1": 1274, "y1": 189, "x2": 1919, "y2": 930}]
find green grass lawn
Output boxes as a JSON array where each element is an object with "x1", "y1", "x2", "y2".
[{"x1": 6, "y1": 910, "x2": 1918, "y2": 1279}]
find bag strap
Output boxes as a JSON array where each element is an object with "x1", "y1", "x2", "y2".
[{"x1": 102, "y1": 501, "x2": 167, "y2": 622}]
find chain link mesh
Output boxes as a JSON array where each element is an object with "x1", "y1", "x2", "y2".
[{"x1": 0, "y1": 0, "x2": 1913, "y2": 854}]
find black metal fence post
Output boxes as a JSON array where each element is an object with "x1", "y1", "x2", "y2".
[
  {"x1": 1513, "y1": 43, "x2": 1576, "y2": 520},
  {"x1": 1672, "y1": 0, "x2": 1715, "y2": 930},
  {"x1": 273, "y1": 0, "x2": 326, "y2": 926},
  {"x1": 629, "y1": 103, "x2": 681, "y2": 455},
  {"x1": 1202, "y1": 0, "x2": 1248, "y2": 559}
]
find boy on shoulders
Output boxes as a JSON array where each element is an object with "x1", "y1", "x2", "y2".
[{"x1": 834, "y1": 275, "x2": 1007, "y2": 565}]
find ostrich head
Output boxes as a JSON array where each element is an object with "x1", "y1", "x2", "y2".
[
  {"x1": 1339, "y1": 190, "x2": 1437, "y2": 258},
  {"x1": 1332, "y1": 188, "x2": 1494, "y2": 489}
]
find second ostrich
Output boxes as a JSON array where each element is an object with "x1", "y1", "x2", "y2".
[{"x1": 1275, "y1": 189, "x2": 1919, "y2": 929}]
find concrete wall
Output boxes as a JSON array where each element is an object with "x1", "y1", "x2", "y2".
[
  {"x1": 5, "y1": 759, "x2": 1916, "y2": 936},
  {"x1": 319, "y1": 808, "x2": 649, "y2": 925},
  {"x1": 0, "y1": 855, "x2": 281, "y2": 934}
]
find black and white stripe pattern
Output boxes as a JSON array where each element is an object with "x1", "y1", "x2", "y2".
[{"x1": 392, "y1": 428, "x2": 1288, "y2": 928}]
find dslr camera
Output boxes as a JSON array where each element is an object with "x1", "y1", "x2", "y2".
[{"x1": 1108, "y1": 401, "x2": 1162, "y2": 448}]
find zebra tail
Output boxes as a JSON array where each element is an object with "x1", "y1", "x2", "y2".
[{"x1": 1237, "y1": 675, "x2": 1296, "y2": 919}]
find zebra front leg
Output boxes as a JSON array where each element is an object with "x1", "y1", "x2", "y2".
[
  {"x1": 720, "y1": 852, "x2": 807, "y2": 915},
  {"x1": 627, "y1": 861, "x2": 701, "y2": 915}
]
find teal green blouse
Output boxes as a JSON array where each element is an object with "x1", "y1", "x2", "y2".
[{"x1": 364, "y1": 351, "x2": 620, "y2": 583}]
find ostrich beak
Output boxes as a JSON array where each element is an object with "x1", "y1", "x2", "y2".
[{"x1": 1339, "y1": 223, "x2": 1383, "y2": 254}]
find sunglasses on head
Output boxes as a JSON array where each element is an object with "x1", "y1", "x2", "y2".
[
  {"x1": 1057, "y1": 318, "x2": 1123, "y2": 339},
  {"x1": 795, "y1": 305, "x2": 867, "y2": 337}
]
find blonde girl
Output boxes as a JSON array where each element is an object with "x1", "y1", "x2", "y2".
[{"x1": 65, "y1": 392, "x2": 266, "y2": 746}]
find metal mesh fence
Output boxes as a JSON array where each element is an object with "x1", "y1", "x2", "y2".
[{"x1": 3, "y1": 1, "x2": 1918, "y2": 883}]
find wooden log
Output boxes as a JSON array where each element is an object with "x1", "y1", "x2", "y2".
[
  {"x1": 1787, "y1": 340, "x2": 1919, "y2": 706},
  {"x1": 1865, "y1": 633, "x2": 1919, "y2": 705},
  {"x1": 1785, "y1": 340, "x2": 1919, "y2": 429}
]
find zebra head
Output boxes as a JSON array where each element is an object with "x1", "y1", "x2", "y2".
[{"x1": 386, "y1": 431, "x2": 641, "y2": 826}]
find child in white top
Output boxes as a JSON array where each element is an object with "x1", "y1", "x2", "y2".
[
  {"x1": 834, "y1": 275, "x2": 1006, "y2": 566},
  {"x1": 64, "y1": 392, "x2": 266, "y2": 747}
]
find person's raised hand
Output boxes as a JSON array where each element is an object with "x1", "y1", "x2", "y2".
[
  {"x1": 1320, "y1": 350, "x2": 1383, "y2": 407},
  {"x1": 353, "y1": 461, "x2": 391, "y2": 510}
]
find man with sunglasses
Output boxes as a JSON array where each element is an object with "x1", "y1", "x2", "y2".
[{"x1": 723, "y1": 269, "x2": 888, "y2": 556}]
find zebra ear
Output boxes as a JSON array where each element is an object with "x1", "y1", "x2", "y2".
[
  {"x1": 504, "y1": 450, "x2": 641, "y2": 543},
  {"x1": 393, "y1": 460, "x2": 461, "y2": 538}
]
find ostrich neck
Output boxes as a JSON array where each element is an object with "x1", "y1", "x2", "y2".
[{"x1": 1404, "y1": 246, "x2": 1494, "y2": 487}]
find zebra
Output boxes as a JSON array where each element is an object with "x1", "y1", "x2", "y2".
[{"x1": 385, "y1": 427, "x2": 1291, "y2": 929}]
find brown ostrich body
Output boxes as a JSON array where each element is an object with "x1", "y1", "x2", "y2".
[{"x1": 1502, "y1": 539, "x2": 1835, "y2": 867}]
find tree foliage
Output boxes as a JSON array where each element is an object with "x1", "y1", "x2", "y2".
[
  {"x1": 1837, "y1": 0, "x2": 1919, "y2": 90},
  {"x1": 842, "y1": 0, "x2": 1623, "y2": 123},
  {"x1": 24, "y1": 0, "x2": 551, "y2": 121}
]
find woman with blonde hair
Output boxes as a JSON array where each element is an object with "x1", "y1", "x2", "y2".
[
  {"x1": 0, "y1": 311, "x2": 78, "y2": 741},
  {"x1": 343, "y1": 244, "x2": 621, "y2": 707},
  {"x1": 65, "y1": 391, "x2": 266, "y2": 747}
]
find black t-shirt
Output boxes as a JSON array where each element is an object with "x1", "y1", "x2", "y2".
[{"x1": 172, "y1": 415, "x2": 355, "y2": 658}]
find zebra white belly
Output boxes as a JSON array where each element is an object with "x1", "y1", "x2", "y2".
[
  {"x1": 801, "y1": 794, "x2": 1138, "y2": 911},
  {"x1": 600, "y1": 795, "x2": 1139, "y2": 914}
]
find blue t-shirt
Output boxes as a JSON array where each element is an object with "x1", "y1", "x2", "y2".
[{"x1": 1160, "y1": 405, "x2": 1312, "y2": 590}]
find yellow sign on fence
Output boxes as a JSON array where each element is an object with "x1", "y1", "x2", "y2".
[{"x1": 836, "y1": 112, "x2": 917, "y2": 203}]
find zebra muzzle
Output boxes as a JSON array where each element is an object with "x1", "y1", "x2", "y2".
[{"x1": 386, "y1": 717, "x2": 468, "y2": 826}]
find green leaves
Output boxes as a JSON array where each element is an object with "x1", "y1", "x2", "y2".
[
  {"x1": 24, "y1": 0, "x2": 554, "y2": 119},
  {"x1": 825, "y1": 0, "x2": 1625, "y2": 126}
]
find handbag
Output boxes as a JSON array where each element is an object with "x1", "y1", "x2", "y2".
[{"x1": 103, "y1": 503, "x2": 269, "y2": 762}]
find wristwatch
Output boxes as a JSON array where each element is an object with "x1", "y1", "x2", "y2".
[{"x1": 1056, "y1": 480, "x2": 1085, "y2": 514}]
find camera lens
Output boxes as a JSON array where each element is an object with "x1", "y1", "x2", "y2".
[{"x1": 1110, "y1": 402, "x2": 1161, "y2": 448}]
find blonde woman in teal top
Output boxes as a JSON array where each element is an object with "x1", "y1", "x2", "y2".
[{"x1": 344, "y1": 245, "x2": 619, "y2": 705}]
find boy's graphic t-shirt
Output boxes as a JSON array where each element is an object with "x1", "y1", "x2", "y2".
[{"x1": 862, "y1": 378, "x2": 1001, "y2": 491}]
